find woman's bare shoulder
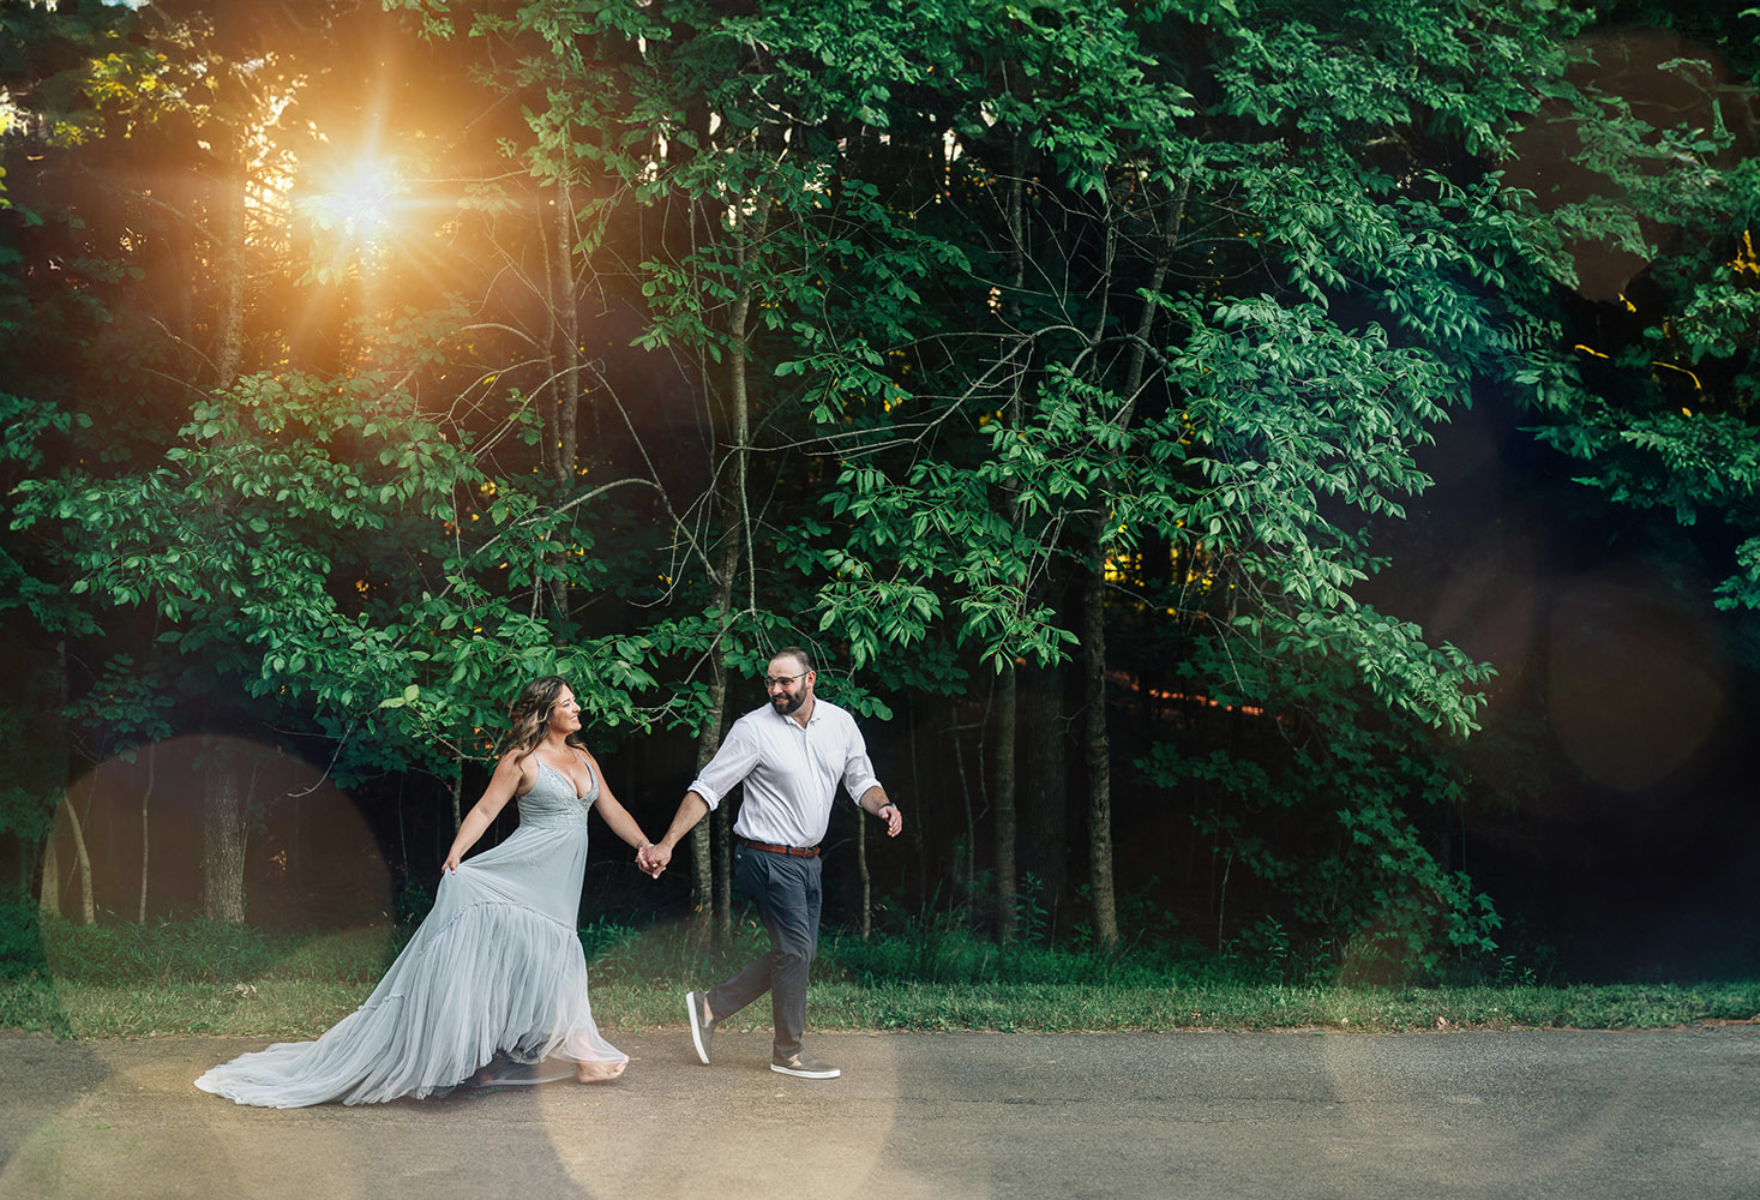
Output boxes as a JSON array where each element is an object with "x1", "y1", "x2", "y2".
[{"x1": 497, "y1": 748, "x2": 539, "y2": 781}]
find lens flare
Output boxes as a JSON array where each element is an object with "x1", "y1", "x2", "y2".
[{"x1": 314, "y1": 158, "x2": 402, "y2": 238}]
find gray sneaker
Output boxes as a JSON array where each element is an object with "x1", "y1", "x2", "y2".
[
  {"x1": 771, "y1": 1050, "x2": 840, "y2": 1079},
  {"x1": 686, "y1": 991, "x2": 717, "y2": 1066}
]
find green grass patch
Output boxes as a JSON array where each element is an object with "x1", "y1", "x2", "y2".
[
  {"x1": 8, "y1": 975, "x2": 1760, "y2": 1040},
  {"x1": 6, "y1": 912, "x2": 1758, "y2": 1040}
]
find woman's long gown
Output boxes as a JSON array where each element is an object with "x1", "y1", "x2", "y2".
[{"x1": 195, "y1": 759, "x2": 626, "y2": 1107}]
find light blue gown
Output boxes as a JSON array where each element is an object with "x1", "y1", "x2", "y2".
[{"x1": 195, "y1": 759, "x2": 626, "y2": 1107}]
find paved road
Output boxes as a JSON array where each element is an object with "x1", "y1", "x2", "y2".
[{"x1": 3, "y1": 1026, "x2": 1758, "y2": 1199}]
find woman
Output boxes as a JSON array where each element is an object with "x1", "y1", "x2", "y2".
[{"x1": 195, "y1": 676, "x2": 652, "y2": 1107}]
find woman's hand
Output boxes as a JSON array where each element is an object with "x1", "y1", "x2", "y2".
[
  {"x1": 636, "y1": 842, "x2": 667, "y2": 878},
  {"x1": 442, "y1": 752, "x2": 526, "y2": 876}
]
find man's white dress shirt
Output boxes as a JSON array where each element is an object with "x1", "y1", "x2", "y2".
[{"x1": 687, "y1": 698, "x2": 882, "y2": 849}]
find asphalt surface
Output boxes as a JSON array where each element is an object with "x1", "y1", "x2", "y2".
[{"x1": 3, "y1": 1026, "x2": 1758, "y2": 1199}]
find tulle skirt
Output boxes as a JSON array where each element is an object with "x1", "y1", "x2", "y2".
[{"x1": 195, "y1": 820, "x2": 623, "y2": 1108}]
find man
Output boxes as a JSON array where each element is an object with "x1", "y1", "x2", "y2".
[{"x1": 639, "y1": 646, "x2": 902, "y2": 1079}]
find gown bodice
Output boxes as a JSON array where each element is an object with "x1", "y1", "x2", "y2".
[{"x1": 517, "y1": 758, "x2": 598, "y2": 829}]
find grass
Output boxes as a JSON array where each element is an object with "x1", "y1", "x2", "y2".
[{"x1": 5, "y1": 910, "x2": 1758, "y2": 1040}]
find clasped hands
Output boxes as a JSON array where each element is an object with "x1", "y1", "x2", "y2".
[{"x1": 636, "y1": 842, "x2": 670, "y2": 878}]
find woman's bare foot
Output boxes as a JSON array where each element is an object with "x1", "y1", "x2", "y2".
[{"x1": 574, "y1": 1058, "x2": 627, "y2": 1083}]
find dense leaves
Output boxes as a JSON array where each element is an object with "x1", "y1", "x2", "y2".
[{"x1": 5, "y1": 0, "x2": 1757, "y2": 975}]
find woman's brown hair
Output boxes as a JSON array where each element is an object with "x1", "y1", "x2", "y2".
[{"x1": 496, "y1": 675, "x2": 586, "y2": 761}]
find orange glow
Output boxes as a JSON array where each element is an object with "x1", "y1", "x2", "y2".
[{"x1": 1106, "y1": 669, "x2": 1277, "y2": 721}]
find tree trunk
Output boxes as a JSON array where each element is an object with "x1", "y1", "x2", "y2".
[
  {"x1": 691, "y1": 522, "x2": 740, "y2": 942},
  {"x1": 688, "y1": 646, "x2": 730, "y2": 945},
  {"x1": 952, "y1": 731, "x2": 976, "y2": 901},
  {"x1": 201, "y1": 762, "x2": 249, "y2": 925},
  {"x1": 555, "y1": 181, "x2": 580, "y2": 486},
  {"x1": 198, "y1": 142, "x2": 253, "y2": 927},
  {"x1": 694, "y1": 192, "x2": 766, "y2": 942},
  {"x1": 38, "y1": 641, "x2": 69, "y2": 922},
  {"x1": 38, "y1": 834, "x2": 60, "y2": 922},
  {"x1": 994, "y1": 135, "x2": 1028, "y2": 943},
  {"x1": 1080, "y1": 180, "x2": 1190, "y2": 950},
  {"x1": 857, "y1": 810, "x2": 872, "y2": 939},
  {"x1": 714, "y1": 801, "x2": 733, "y2": 943},
  {"x1": 213, "y1": 149, "x2": 248, "y2": 392},
  {"x1": 909, "y1": 694, "x2": 927, "y2": 909},
  {"x1": 548, "y1": 181, "x2": 581, "y2": 619},
  {"x1": 690, "y1": 184, "x2": 753, "y2": 935},
  {"x1": 1080, "y1": 564, "x2": 1119, "y2": 948},
  {"x1": 995, "y1": 666, "x2": 1019, "y2": 942},
  {"x1": 58, "y1": 776, "x2": 97, "y2": 926},
  {"x1": 726, "y1": 194, "x2": 768, "y2": 616},
  {"x1": 137, "y1": 742, "x2": 157, "y2": 923},
  {"x1": 1021, "y1": 662, "x2": 1068, "y2": 932}
]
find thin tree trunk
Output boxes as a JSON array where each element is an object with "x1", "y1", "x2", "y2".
[
  {"x1": 994, "y1": 136, "x2": 1028, "y2": 942},
  {"x1": 202, "y1": 146, "x2": 251, "y2": 928},
  {"x1": 213, "y1": 151, "x2": 248, "y2": 392},
  {"x1": 728, "y1": 300, "x2": 755, "y2": 606},
  {"x1": 995, "y1": 667, "x2": 1018, "y2": 941},
  {"x1": 58, "y1": 776, "x2": 97, "y2": 925},
  {"x1": 697, "y1": 192, "x2": 767, "y2": 941},
  {"x1": 537, "y1": 185, "x2": 560, "y2": 484},
  {"x1": 450, "y1": 762, "x2": 463, "y2": 833},
  {"x1": 686, "y1": 665, "x2": 726, "y2": 945},
  {"x1": 1081, "y1": 181, "x2": 1190, "y2": 950},
  {"x1": 555, "y1": 181, "x2": 580, "y2": 486},
  {"x1": 201, "y1": 761, "x2": 248, "y2": 925},
  {"x1": 1217, "y1": 852, "x2": 1232, "y2": 950},
  {"x1": 1022, "y1": 660, "x2": 1068, "y2": 929},
  {"x1": 697, "y1": 178, "x2": 763, "y2": 939},
  {"x1": 137, "y1": 742, "x2": 157, "y2": 923},
  {"x1": 1080, "y1": 569, "x2": 1119, "y2": 948},
  {"x1": 856, "y1": 809, "x2": 871, "y2": 939},
  {"x1": 552, "y1": 183, "x2": 582, "y2": 618},
  {"x1": 953, "y1": 732, "x2": 975, "y2": 903},
  {"x1": 726, "y1": 194, "x2": 769, "y2": 616},
  {"x1": 38, "y1": 834, "x2": 60, "y2": 922},
  {"x1": 909, "y1": 694, "x2": 926, "y2": 911},
  {"x1": 39, "y1": 641, "x2": 69, "y2": 922},
  {"x1": 714, "y1": 802, "x2": 733, "y2": 943},
  {"x1": 692, "y1": 523, "x2": 741, "y2": 942}
]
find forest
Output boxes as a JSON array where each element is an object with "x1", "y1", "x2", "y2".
[{"x1": 4, "y1": 0, "x2": 1760, "y2": 989}]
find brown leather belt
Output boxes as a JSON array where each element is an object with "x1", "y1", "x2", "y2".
[{"x1": 737, "y1": 835, "x2": 821, "y2": 858}]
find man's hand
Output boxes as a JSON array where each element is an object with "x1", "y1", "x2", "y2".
[
  {"x1": 878, "y1": 802, "x2": 903, "y2": 838},
  {"x1": 637, "y1": 842, "x2": 673, "y2": 878}
]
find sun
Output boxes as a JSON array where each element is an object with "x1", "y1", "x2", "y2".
[{"x1": 305, "y1": 156, "x2": 406, "y2": 249}]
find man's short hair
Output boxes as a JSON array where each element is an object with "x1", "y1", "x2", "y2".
[{"x1": 771, "y1": 645, "x2": 816, "y2": 674}]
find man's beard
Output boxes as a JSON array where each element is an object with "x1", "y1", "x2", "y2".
[{"x1": 772, "y1": 690, "x2": 806, "y2": 715}]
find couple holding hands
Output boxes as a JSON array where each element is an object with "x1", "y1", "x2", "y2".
[{"x1": 196, "y1": 646, "x2": 901, "y2": 1107}]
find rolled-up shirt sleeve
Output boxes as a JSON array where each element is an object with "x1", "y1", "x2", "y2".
[
  {"x1": 687, "y1": 718, "x2": 762, "y2": 810},
  {"x1": 840, "y1": 722, "x2": 882, "y2": 807}
]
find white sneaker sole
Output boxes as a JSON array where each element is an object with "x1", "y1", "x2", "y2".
[
  {"x1": 770, "y1": 1062, "x2": 841, "y2": 1079},
  {"x1": 687, "y1": 992, "x2": 711, "y2": 1066}
]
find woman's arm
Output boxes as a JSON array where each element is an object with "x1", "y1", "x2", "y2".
[
  {"x1": 580, "y1": 750, "x2": 652, "y2": 852},
  {"x1": 442, "y1": 753, "x2": 526, "y2": 873}
]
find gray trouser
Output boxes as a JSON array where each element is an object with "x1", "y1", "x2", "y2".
[{"x1": 707, "y1": 843, "x2": 822, "y2": 1060}]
